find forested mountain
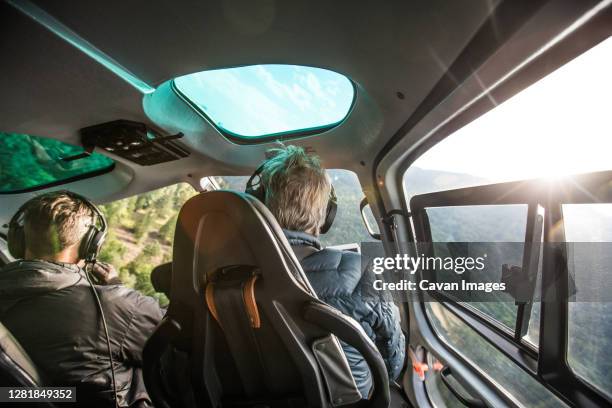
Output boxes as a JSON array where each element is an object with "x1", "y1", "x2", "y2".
[
  {"x1": 97, "y1": 183, "x2": 197, "y2": 305},
  {"x1": 403, "y1": 166, "x2": 489, "y2": 201}
]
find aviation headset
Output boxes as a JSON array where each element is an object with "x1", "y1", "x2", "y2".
[
  {"x1": 7, "y1": 190, "x2": 107, "y2": 262},
  {"x1": 245, "y1": 162, "x2": 338, "y2": 234}
]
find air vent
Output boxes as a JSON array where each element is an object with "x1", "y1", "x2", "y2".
[{"x1": 77, "y1": 120, "x2": 190, "y2": 166}]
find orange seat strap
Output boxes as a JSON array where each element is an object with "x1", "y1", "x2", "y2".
[
  {"x1": 243, "y1": 275, "x2": 261, "y2": 329},
  {"x1": 205, "y1": 282, "x2": 219, "y2": 323}
]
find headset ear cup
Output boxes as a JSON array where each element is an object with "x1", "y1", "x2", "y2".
[
  {"x1": 245, "y1": 163, "x2": 267, "y2": 203},
  {"x1": 320, "y1": 186, "x2": 337, "y2": 234},
  {"x1": 88, "y1": 229, "x2": 106, "y2": 262},
  {"x1": 7, "y1": 223, "x2": 26, "y2": 259},
  {"x1": 80, "y1": 227, "x2": 106, "y2": 263},
  {"x1": 7, "y1": 206, "x2": 27, "y2": 259},
  {"x1": 79, "y1": 228, "x2": 96, "y2": 261}
]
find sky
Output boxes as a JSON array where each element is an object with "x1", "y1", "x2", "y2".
[
  {"x1": 174, "y1": 64, "x2": 354, "y2": 137},
  {"x1": 413, "y1": 36, "x2": 612, "y2": 182}
]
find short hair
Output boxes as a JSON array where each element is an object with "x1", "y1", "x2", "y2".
[
  {"x1": 23, "y1": 191, "x2": 95, "y2": 258},
  {"x1": 260, "y1": 145, "x2": 331, "y2": 235}
]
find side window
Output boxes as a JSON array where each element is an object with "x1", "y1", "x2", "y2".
[
  {"x1": 425, "y1": 302, "x2": 565, "y2": 408},
  {"x1": 403, "y1": 35, "x2": 612, "y2": 407},
  {"x1": 211, "y1": 169, "x2": 376, "y2": 247},
  {"x1": 563, "y1": 203, "x2": 612, "y2": 398},
  {"x1": 424, "y1": 204, "x2": 528, "y2": 329},
  {"x1": 320, "y1": 170, "x2": 376, "y2": 247},
  {"x1": 98, "y1": 183, "x2": 197, "y2": 305}
]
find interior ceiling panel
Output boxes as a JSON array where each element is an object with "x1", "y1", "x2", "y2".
[
  {"x1": 30, "y1": 0, "x2": 495, "y2": 83},
  {"x1": 22, "y1": 0, "x2": 496, "y2": 137},
  {"x1": 0, "y1": 2, "x2": 147, "y2": 145}
]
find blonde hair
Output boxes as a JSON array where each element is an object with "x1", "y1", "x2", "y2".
[
  {"x1": 260, "y1": 145, "x2": 331, "y2": 235},
  {"x1": 23, "y1": 192, "x2": 94, "y2": 258}
]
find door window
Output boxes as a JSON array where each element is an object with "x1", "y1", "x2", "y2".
[
  {"x1": 563, "y1": 203, "x2": 612, "y2": 398},
  {"x1": 426, "y1": 302, "x2": 566, "y2": 407}
]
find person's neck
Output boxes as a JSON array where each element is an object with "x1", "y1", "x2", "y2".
[{"x1": 24, "y1": 246, "x2": 81, "y2": 265}]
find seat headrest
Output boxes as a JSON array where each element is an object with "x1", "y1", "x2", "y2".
[
  {"x1": 151, "y1": 262, "x2": 172, "y2": 297},
  {"x1": 169, "y1": 190, "x2": 316, "y2": 307}
]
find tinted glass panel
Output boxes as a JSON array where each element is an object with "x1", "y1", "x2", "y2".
[
  {"x1": 425, "y1": 204, "x2": 528, "y2": 329},
  {"x1": 0, "y1": 133, "x2": 114, "y2": 193},
  {"x1": 563, "y1": 203, "x2": 612, "y2": 398},
  {"x1": 174, "y1": 65, "x2": 354, "y2": 138},
  {"x1": 427, "y1": 303, "x2": 567, "y2": 407}
]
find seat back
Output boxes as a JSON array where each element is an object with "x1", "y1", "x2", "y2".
[
  {"x1": 0, "y1": 320, "x2": 44, "y2": 386},
  {"x1": 144, "y1": 191, "x2": 390, "y2": 408}
]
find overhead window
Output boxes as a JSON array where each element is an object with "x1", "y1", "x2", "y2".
[
  {"x1": 0, "y1": 133, "x2": 114, "y2": 193},
  {"x1": 173, "y1": 64, "x2": 355, "y2": 140}
]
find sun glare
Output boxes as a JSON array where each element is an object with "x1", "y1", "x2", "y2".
[{"x1": 413, "y1": 36, "x2": 612, "y2": 184}]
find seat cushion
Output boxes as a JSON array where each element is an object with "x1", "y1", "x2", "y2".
[{"x1": 0, "y1": 321, "x2": 44, "y2": 385}]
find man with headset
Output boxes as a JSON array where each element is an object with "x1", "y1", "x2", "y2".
[
  {"x1": 246, "y1": 145, "x2": 405, "y2": 398},
  {"x1": 0, "y1": 191, "x2": 164, "y2": 407}
]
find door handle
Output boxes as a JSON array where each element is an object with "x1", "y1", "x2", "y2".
[{"x1": 440, "y1": 367, "x2": 486, "y2": 407}]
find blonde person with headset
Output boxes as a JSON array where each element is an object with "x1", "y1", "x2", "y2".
[
  {"x1": 246, "y1": 145, "x2": 405, "y2": 398},
  {"x1": 0, "y1": 191, "x2": 163, "y2": 408}
]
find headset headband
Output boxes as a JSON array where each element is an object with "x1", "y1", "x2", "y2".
[{"x1": 7, "y1": 190, "x2": 107, "y2": 262}]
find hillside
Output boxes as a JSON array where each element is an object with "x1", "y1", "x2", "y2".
[
  {"x1": 97, "y1": 183, "x2": 197, "y2": 305},
  {"x1": 403, "y1": 166, "x2": 489, "y2": 200}
]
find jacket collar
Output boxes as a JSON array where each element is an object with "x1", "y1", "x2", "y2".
[
  {"x1": 0, "y1": 259, "x2": 85, "y2": 298},
  {"x1": 283, "y1": 229, "x2": 322, "y2": 250}
]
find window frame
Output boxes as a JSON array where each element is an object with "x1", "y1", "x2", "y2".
[
  {"x1": 0, "y1": 164, "x2": 116, "y2": 195},
  {"x1": 170, "y1": 69, "x2": 357, "y2": 145},
  {"x1": 0, "y1": 133, "x2": 116, "y2": 195},
  {"x1": 410, "y1": 182, "x2": 542, "y2": 362},
  {"x1": 409, "y1": 171, "x2": 612, "y2": 407}
]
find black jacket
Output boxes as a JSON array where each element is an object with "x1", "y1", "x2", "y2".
[
  {"x1": 0, "y1": 260, "x2": 164, "y2": 407},
  {"x1": 284, "y1": 230, "x2": 405, "y2": 398}
]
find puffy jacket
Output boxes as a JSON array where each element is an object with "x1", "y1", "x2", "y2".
[
  {"x1": 284, "y1": 230, "x2": 405, "y2": 397},
  {"x1": 0, "y1": 260, "x2": 164, "y2": 408}
]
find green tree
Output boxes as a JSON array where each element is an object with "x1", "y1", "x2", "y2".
[
  {"x1": 134, "y1": 211, "x2": 153, "y2": 240},
  {"x1": 143, "y1": 242, "x2": 161, "y2": 258},
  {"x1": 97, "y1": 232, "x2": 126, "y2": 266},
  {"x1": 159, "y1": 214, "x2": 178, "y2": 245}
]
